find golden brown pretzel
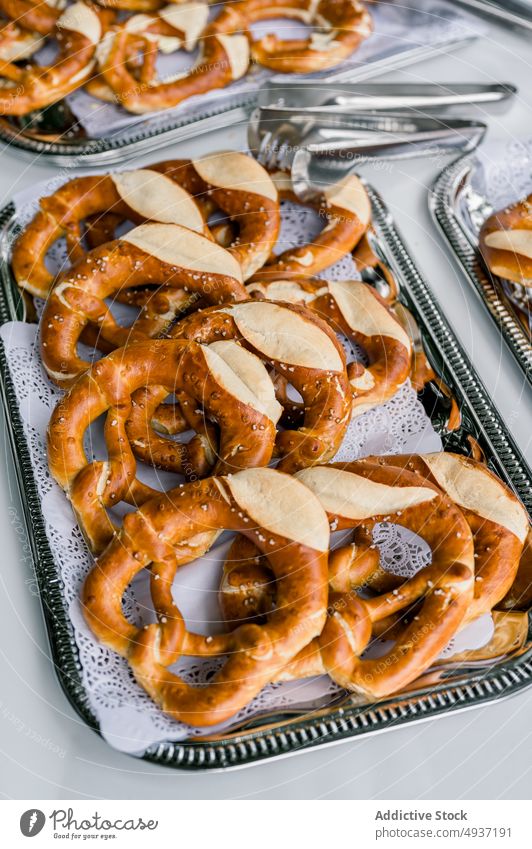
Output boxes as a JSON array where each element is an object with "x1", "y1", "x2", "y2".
[
  {"x1": 167, "y1": 299, "x2": 352, "y2": 471},
  {"x1": 365, "y1": 454, "x2": 529, "y2": 620},
  {"x1": 40, "y1": 222, "x2": 248, "y2": 387},
  {"x1": 215, "y1": 0, "x2": 372, "y2": 73},
  {"x1": 0, "y1": 0, "x2": 61, "y2": 36},
  {"x1": 479, "y1": 194, "x2": 532, "y2": 286},
  {"x1": 98, "y1": 6, "x2": 250, "y2": 114},
  {"x1": 247, "y1": 276, "x2": 413, "y2": 415},
  {"x1": 48, "y1": 338, "x2": 281, "y2": 553},
  {"x1": 12, "y1": 168, "x2": 209, "y2": 298},
  {"x1": 220, "y1": 453, "x2": 528, "y2": 628},
  {"x1": 153, "y1": 154, "x2": 280, "y2": 279},
  {"x1": 0, "y1": 2, "x2": 101, "y2": 115},
  {"x1": 81, "y1": 467, "x2": 330, "y2": 726},
  {"x1": 256, "y1": 172, "x2": 371, "y2": 278}
]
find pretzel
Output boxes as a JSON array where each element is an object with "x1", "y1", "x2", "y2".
[
  {"x1": 12, "y1": 168, "x2": 209, "y2": 298},
  {"x1": 256, "y1": 172, "x2": 371, "y2": 278},
  {"x1": 0, "y1": 2, "x2": 101, "y2": 115},
  {"x1": 247, "y1": 276, "x2": 412, "y2": 415},
  {"x1": 95, "y1": 0, "x2": 163, "y2": 10},
  {"x1": 479, "y1": 194, "x2": 532, "y2": 286},
  {"x1": 167, "y1": 299, "x2": 351, "y2": 471},
  {"x1": 152, "y1": 153, "x2": 280, "y2": 280},
  {"x1": 40, "y1": 222, "x2": 248, "y2": 387},
  {"x1": 48, "y1": 338, "x2": 281, "y2": 552},
  {"x1": 81, "y1": 467, "x2": 329, "y2": 726},
  {"x1": 220, "y1": 453, "x2": 528, "y2": 628},
  {"x1": 216, "y1": 0, "x2": 372, "y2": 73},
  {"x1": 364, "y1": 454, "x2": 529, "y2": 620},
  {"x1": 98, "y1": 7, "x2": 249, "y2": 114},
  {"x1": 0, "y1": 0, "x2": 61, "y2": 36},
  {"x1": 496, "y1": 528, "x2": 532, "y2": 611}
]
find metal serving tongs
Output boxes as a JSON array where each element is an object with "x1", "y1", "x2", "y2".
[
  {"x1": 249, "y1": 108, "x2": 487, "y2": 177},
  {"x1": 257, "y1": 80, "x2": 517, "y2": 114}
]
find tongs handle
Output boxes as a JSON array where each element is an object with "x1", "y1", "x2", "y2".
[{"x1": 307, "y1": 123, "x2": 487, "y2": 159}]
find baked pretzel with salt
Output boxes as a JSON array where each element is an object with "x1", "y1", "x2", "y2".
[
  {"x1": 12, "y1": 167, "x2": 210, "y2": 299},
  {"x1": 271, "y1": 460, "x2": 475, "y2": 698},
  {"x1": 154, "y1": 153, "x2": 280, "y2": 280},
  {"x1": 48, "y1": 338, "x2": 281, "y2": 553},
  {"x1": 99, "y1": 6, "x2": 250, "y2": 114},
  {"x1": 247, "y1": 276, "x2": 412, "y2": 416},
  {"x1": 81, "y1": 467, "x2": 329, "y2": 726},
  {"x1": 216, "y1": 0, "x2": 372, "y2": 74},
  {"x1": 479, "y1": 194, "x2": 532, "y2": 286},
  {"x1": 257, "y1": 172, "x2": 371, "y2": 278},
  {"x1": 0, "y1": 2, "x2": 101, "y2": 115},
  {"x1": 220, "y1": 452, "x2": 528, "y2": 631},
  {"x1": 40, "y1": 222, "x2": 247, "y2": 387},
  {"x1": 0, "y1": 0, "x2": 62, "y2": 37},
  {"x1": 167, "y1": 299, "x2": 351, "y2": 471}
]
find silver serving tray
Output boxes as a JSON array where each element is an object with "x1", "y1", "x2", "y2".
[
  {"x1": 0, "y1": 183, "x2": 530, "y2": 770},
  {"x1": 454, "y1": 0, "x2": 532, "y2": 30},
  {"x1": 430, "y1": 154, "x2": 532, "y2": 384},
  {"x1": 0, "y1": 4, "x2": 478, "y2": 167}
]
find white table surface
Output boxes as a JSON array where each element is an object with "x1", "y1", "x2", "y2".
[{"x1": 0, "y1": 15, "x2": 531, "y2": 801}]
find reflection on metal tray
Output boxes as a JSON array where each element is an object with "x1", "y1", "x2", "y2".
[
  {"x1": 430, "y1": 154, "x2": 532, "y2": 385},
  {"x1": 0, "y1": 0, "x2": 481, "y2": 167},
  {"x1": 454, "y1": 0, "x2": 532, "y2": 30},
  {"x1": 0, "y1": 184, "x2": 530, "y2": 770}
]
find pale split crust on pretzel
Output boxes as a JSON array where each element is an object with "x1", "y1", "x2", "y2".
[
  {"x1": 12, "y1": 169, "x2": 209, "y2": 298},
  {"x1": 168, "y1": 299, "x2": 352, "y2": 471},
  {"x1": 47, "y1": 338, "x2": 280, "y2": 553},
  {"x1": 258, "y1": 173, "x2": 371, "y2": 278},
  {"x1": 81, "y1": 468, "x2": 330, "y2": 726},
  {"x1": 40, "y1": 221, "x2": 247, "y2": 386},
  {"x1": 0, "y1": 2, "x2": 101, "y2": 115},
  {"x1": 247, "y1": 276, "x2": 412, "y2": 415},
  {"x1": 479, "y1": 194, "x2": 532, "y2": 286}
]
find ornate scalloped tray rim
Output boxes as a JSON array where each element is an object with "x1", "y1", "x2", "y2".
[
  {"x1": 429, "y1": 153, "x2": 532, "y2": 384},
  {"x1": 0, "y1": 185, "x2": 530, "y2": 770}
]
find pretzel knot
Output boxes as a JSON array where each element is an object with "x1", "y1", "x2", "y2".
[
  {"x1": 40, "y1": 222, "x2": 249, "y2": 387},
  {"x1": 82, "y1": 467, "x2": 330, "y2": 726},
  {"x1": 0, "y1": 2, "x2": 101, "y2": 115},
  {"x1": 479, "y1": 194, "x2": 532, "y2": 286},
  {"x1": 218, "y1": 0, "x2": 373, "y2": 74},
  {"x1": 247, "y1": 276, "x2": 413, "y2": 415},
  {"x1": 256, "y1": 172, "x2": 371, "y2": 279},
  {"x1": 167, "y1": 298, "x2": 352, "y2": 471},
  {"x1": 98, "y1": 6, "x2": 250, "y2": 113},
  {"x1": 47, "y1": 338, "x2": 282, "y2": 553}
]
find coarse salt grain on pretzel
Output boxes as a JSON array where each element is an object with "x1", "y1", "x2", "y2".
[
  {"x1": 153, "y1": 152, "x2": 280, "y2": 280},
  {"x1": 215, "y1": 0, "x2": 372, "y2": 73},
  {"x1": 0, "y1": 2, "x2": 101, "y2": 115},
  {"x1": 247, "y1": 276, "x2": 412, "y2": 415},
  {"x1": 98, "y1": 6, "x2": 249, "y2": 114},
  {"x1": 168, "y1": 298, "x2": 351, "y2": 471},
  {"x1": 48, "y1": 338, "x2": 280, "y2": 553},
  {"x1": 267, "y1": 460, "x2": 475, "y2": 697},
  {"x1": 12, "y1": 168, "x2": 210, "y2": 299},
  {"x1": 255, "y1": 172, "x2": 371, "y2": 278},
  {"x1": 479, "y1": 194, "x2": 532, "y2": 286},
  {"x1": 40, "y1": 221, "x2": 247, "y2": 387},
  {"x1": 82, "y1": 467, "x2": 330, "y2": 726}
]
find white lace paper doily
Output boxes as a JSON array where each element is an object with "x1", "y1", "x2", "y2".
[
  {"x1": 64, "y1": 1, "x2": 483, "y2": 139},
  {"x1": 2, "y1": 184, "x2": 494, "y2": 756}
]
